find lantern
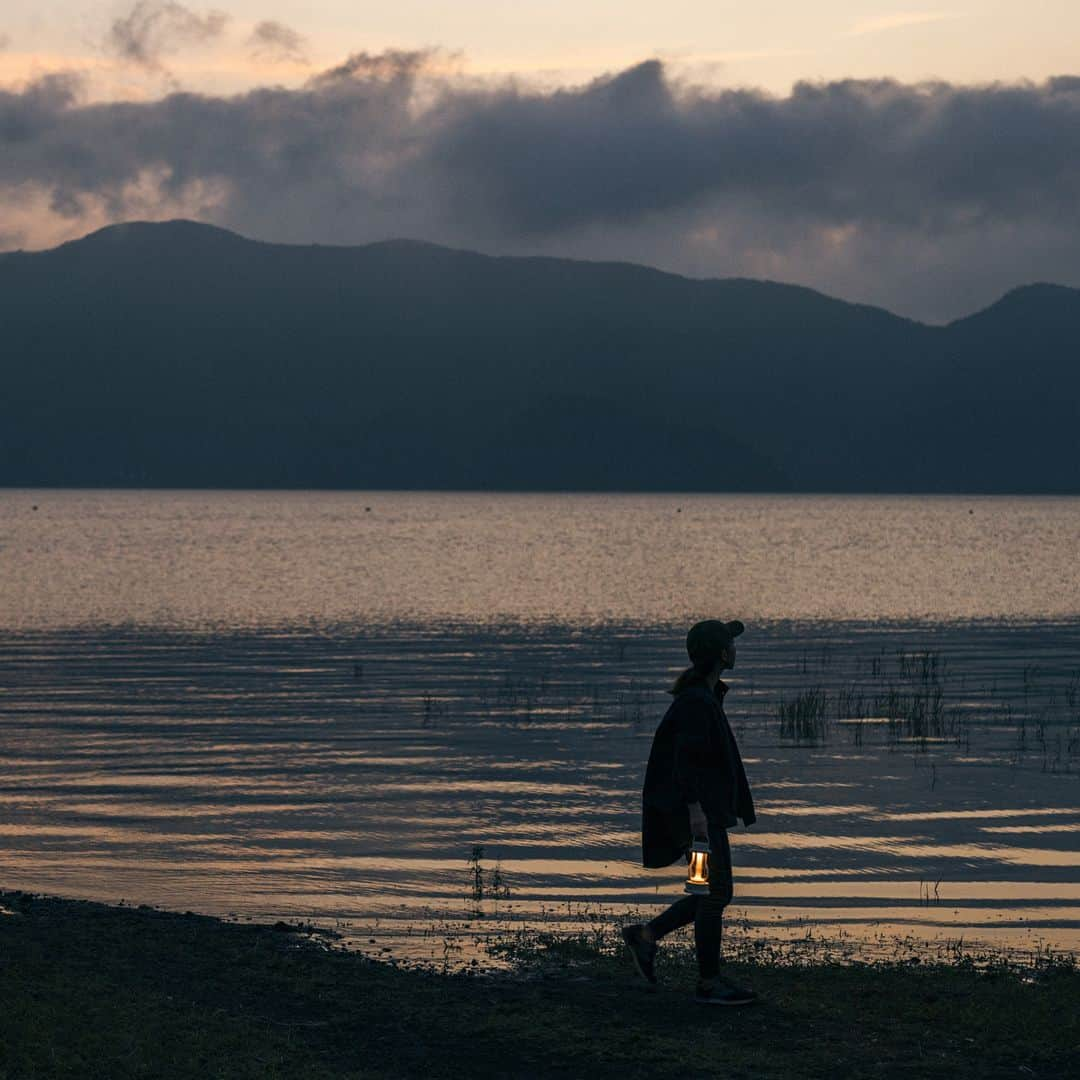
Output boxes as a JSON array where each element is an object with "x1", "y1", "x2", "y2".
[{"x1": 685, "y1": 838, "x2": 710, "y2": 894}]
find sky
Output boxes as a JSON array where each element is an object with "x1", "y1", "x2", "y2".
[{"x1": 2, "y1": 2, "x2": 1080, "y2": 320}]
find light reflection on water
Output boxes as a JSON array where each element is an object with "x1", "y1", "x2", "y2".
[
  {"x1": 4, "y1": 490, "x2": 1080, "y2": 626},
  {"x1": 1, "y1": 620, "x2": 1079, "y2": 966}
]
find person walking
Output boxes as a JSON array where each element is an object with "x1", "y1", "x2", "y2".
[{"x1": 622, "y1": 619, "x2": 758, "y2": 1005}]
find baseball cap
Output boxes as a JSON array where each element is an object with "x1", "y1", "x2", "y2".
[{"x1": 686, "y1": 619, "x2": 745, "y2": 672}]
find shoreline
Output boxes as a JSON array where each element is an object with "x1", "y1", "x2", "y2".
[
  {"x1": 2, "y1": 889, "x2": 1077, "y2": 1078},
  {"x1": 3, "y1": 620, "x2": 1080, "y2": 963},
  {"x1": 6, "y1": 611, "x2": 1080, "y2": 638}
]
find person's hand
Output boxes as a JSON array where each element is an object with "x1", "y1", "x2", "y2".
[{"x1": 688, "y1": 802, "x2": 709, "y2": 840}]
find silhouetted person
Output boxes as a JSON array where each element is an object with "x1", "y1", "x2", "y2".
[{"x1": 622, "y1": 619, "x2": 757, "y2": 1005}]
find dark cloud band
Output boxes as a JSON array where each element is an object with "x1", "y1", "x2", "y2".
[{"x1": 3, "y1": 52, "x2": 1080, "y2": 319}]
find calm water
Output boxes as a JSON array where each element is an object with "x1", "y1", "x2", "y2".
[
  {"x1": 4, "y1": 490, "x2": 1080, "y2": 627},
  {"x1": 1, "y1": 490, "x2": 1079, "y2": 966}
]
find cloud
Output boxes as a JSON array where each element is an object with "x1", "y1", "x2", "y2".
[
  {"x1": 306, "y1": 48, "x2": 438, "y2": 89},
  {"x1": 3, "y1": 52, "x2": 1080, "y2": 320},
  {"x1": 247, "y1": 20, "x2": 308, "y2": 64},
  {"x1": 845, "y1": 11, "x2": 962, "y2": 38},
  {"x1": 106, "y1": 1, "x2": 229, "y2": 69},
  {"x1": 0, "y1": 33, "x2": 11, "y2": 52}
]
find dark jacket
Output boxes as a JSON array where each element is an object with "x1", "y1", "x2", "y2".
[{"x1": 640, "y1": 678, "x2": 756, "y2": 869}]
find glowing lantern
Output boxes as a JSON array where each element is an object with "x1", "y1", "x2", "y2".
[{"x1": 685, "y1": 838, "x2": 710, "y2": 894}]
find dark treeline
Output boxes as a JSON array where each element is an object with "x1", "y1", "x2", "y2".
[{"x1": 2, "y1": 220, "x2": 1078, "y2": 492}]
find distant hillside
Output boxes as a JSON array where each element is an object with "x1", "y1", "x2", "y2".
[{"x1": 1, "y1": 220, "x2": 1078, "y2": 492}]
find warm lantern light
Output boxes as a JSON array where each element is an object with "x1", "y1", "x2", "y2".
[{"x1": 685, "y1": 838, "x2": 710, "y2": 894}]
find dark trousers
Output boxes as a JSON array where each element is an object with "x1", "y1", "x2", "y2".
[{"x1": 645, "y1": 824, "x2": 733, "y2": 981}]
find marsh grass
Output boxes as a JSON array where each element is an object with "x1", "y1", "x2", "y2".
[
  {"x1": 436, "y1": 641, "x2": 1078, "y2": 770},
  {"x1": 406, "y1": 641, "x2": 1080, "y2": 777},
  {"x1": 477, "y1": 898, "x2": 1079, "y2": 980},
  {"x1": 777, "y1": 687, "x2": 830, "y2": 743},
  {"x1": 758, "y1": 644, "x2": 1080, "y2": 767},
  {"x1": 461, "y1": 846, "x2": 514, "y2": 922}
]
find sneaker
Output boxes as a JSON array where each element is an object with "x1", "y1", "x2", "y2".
[
  {"x1": 621, "y1": 924, "x2": 657, "y2": 986},
  {"x1": 694, "y1": 975, "x2": 758, "y2": 1006}
]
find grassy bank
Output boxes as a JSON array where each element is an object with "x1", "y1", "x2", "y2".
[{"x1": 1, "y1": 890, "x2": 1078, "y2": 1080}]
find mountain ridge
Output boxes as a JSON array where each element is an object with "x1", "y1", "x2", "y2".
[
  {"x1": 1, "y1": 220, "x2": 1078, "y2": 493},
  {"x1": 7, "y1": 219, "x2": 1080, "y2": 328},
  {"x1": 6, "y1": 218, "x2": 997, "y2": 326}
]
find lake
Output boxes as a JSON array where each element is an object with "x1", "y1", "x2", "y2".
[{"x1": 1, "y1": 490, "x2": 1078, "y2": 967}]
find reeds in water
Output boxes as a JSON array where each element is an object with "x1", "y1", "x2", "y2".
[{"x1": 777, "y1": 687, "x2": 830, "y2": 743}]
